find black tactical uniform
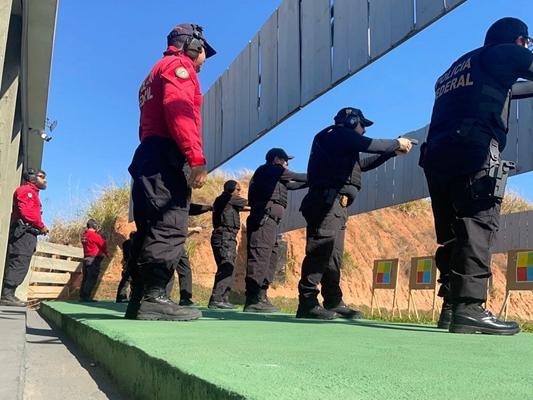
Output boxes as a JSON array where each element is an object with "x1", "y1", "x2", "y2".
[
  {"x1": 419, "y1": 17, "x2": 533, "y2": 335},
  {"x1": 116, "y1": 234, "x2": 134, "y2": 302},
  {"x1": 208, "y1": 181, "x2": 248, "y2": 309},
  {"x1": 245, "y1": 148, "x2": 307, "y2": 312},
  {"x1": 297, "y1": 108, "x2": 402, "y2": 320}
]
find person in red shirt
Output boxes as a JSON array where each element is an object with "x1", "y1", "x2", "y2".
[
  {"x1": 126, "y1": 23, "x2": 216, "y2": 321},
  {"x1": 1, "y1": 168, "x2": 49, "y2": 307},
  {"x1": 79, "y1": 219, "x2": 108, "y2": 302}
]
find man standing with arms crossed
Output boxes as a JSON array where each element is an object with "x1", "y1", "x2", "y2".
[
  {"x1": 127, "y1": 23, "x2": 216, "y2": 321},
  {"x1": 420, "y1": 17, "x2": 533, "y2": 335}
]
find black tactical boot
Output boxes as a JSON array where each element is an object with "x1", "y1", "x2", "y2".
[
  {"x1": 179, "y1": 298, "x2": 199, "y2": 307},
  {"x1": 137, "y1": 282, "x2": 201, "y2": 321},
  {"x1": 437, "y1": 299, "x2": 453, "y2": 329},
  {"x1": 258, "y1": 290, "x2": 281, "y2": 312},
  {"x1": 0, "y1": 287, "x2": 28, "y2": 307},
  {"x1": 296, "y1": 304, "x2": 339, "y2": 320},
  {"x1": 243, "y1": 294, "x2": 279, "y2": 313},
  {"x1": 124, "y1": 279, "x2": 143, "y2": 319},
  {"x1": 208, "y1": 300, "x2": 237, "y2": 309},
  {"x1": 449, "y1": 302, "x2": 520, "y2": 335},
  {"x1": 323, "y1": 299, "x2": 363, "y2": 319}
]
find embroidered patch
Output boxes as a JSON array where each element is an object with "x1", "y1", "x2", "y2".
[
  {"x1": 175, "y1": 67, "x2": 189, "y2": 79},
  {"x1": 27, "y1": 193, "x2": 33, "y2": 198}
]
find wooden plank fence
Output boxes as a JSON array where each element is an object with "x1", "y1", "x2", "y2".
[{"x1": 27, "y1": 241, "x2": 83, "y2": 300}]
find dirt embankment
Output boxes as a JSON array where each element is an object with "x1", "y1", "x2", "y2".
[{"x1": 101, "y1": 207, "x2": 533, "y2": 320}]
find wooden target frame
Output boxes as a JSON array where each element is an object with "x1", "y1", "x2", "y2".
[{"x1": 371, "y1": 258, "x2": 401, "y2": 317}]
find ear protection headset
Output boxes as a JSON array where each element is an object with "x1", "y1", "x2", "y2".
[
  {"x1": 344, "y1": 114, "x2": 360, "y2": 130},
  {"x1": 86, "y1": 219, "x2": 100, "y2": 230},
  {"x1": 23, "y1": 168, "x2": 37, "y2": 183},
  {"x1": 183, "y1": 24, "x2": 205, "y2": 59},
  {"x1": 337, "y1": 109, "x2": 361, "y2": 129}
]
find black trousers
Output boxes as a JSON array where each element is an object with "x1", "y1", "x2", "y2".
[
  {"x1": 128, "y1": 136, "x2": 190, "y2": 288},
  {"x1": 165, "y1": 251, "x2": 193, "y2": 300},
  {"x1": 245, "y1": 214, "x2": 278, "y2": 296},
  {"x1": 80, "y1": 256, "x2": 104, "y2": 299},
  {"x1": 298, "y1": 192, "x2": 346, "y2": 306},
  {"x1": 116, "y1": 266, "x2": 131, "y2": 299},
  {"x1": 425, "y1": 168, "x2": 500, "y2": 302},
  {"x1": 210, "y1": 230, "x2": 238, "y2": 302},
  {"x1": 3, "y1": 231, "x2": 37, "y2": 289}
]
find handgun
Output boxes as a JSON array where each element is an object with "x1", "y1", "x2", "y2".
[{"x1": 399, "y1": 136, "x2": 418, "y2": 145}]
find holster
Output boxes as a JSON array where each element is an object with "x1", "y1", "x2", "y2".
[
  {"x1": 471, "y1": 139, "x2": 515, "y2": 200},
  {"x1": 255, "y1": 208, "x2": 270, "y2": 227},
  {"x1": 10, "y1": 219, "x2": 39, "y2": 239}
]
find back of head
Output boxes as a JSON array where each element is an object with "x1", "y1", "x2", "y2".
[
  {"x1": 223, "y1": 180, "x2": 238, "y2": 194},
  {"x1": 484, "y1": 17, "x2": 529, "y2": 46},
  {"x1": 86, "y1": 219, "x2": 99, "y2": 230}
]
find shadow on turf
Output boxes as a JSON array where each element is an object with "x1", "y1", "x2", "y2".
[{"x1": 54, "y1": 302, "x2": 445, "y2": 333}]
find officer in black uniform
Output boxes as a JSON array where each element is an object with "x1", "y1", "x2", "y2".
[
  {"x1": 208, "y1": 180, "x2": 250, "y2": 309},
  {"x1": 297, "y1": 108, "x2": 413, "y2": 319},
  {"x1": 419, "y1": 17, "x2": 533, "y2": 335},
  {"x1": 244, "y1": 148, "x2": 307, "y2": 312},
  {"x1": 116, "y1": 231, "x2": 135, "y2": 302}
]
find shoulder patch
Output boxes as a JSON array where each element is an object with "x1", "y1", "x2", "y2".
[
  {"x1": 27, "y1": 192, "x2": 33, "y2": 198},
  {"x1": 175, "y1": 67, "x2": 190, "y2": 79}
]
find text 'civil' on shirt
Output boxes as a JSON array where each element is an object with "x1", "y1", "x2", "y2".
[{"x1": 137, "y1": 46, "x2": 205, "y2": 167}]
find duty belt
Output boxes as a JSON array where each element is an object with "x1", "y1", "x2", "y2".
[{"x1": 268, "y1": 213, "x2": 281, "y2": 224}]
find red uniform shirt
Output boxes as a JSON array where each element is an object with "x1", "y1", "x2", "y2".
[
  {"x1": 11, "y1": 182, "x2": 44, "y2": 229},
  {"x1": 138, "y1": 47, "x2": 205, "y2": 167},
  {"x1": 81, "y1": 230, "x2": 108, "y2": 257}
]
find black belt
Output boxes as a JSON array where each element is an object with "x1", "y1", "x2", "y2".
[{"x1": 268, "y1": 213, "x2": 281, "y2": 224}]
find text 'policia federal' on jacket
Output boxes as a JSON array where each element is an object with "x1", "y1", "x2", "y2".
[{"x1": 429, "y1": 42, "x2": 533, "y2": 151}]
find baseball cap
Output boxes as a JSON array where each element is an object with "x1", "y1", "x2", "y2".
[
  {"x1": 265, "y1": 148, "x2": 294, "y2": 162},
  {"x1": 167, "y1": 23, "x2": 217, "y2": 58},
  {"x1": 334, "y1": 107, "x2": 374, "y2": 127}
]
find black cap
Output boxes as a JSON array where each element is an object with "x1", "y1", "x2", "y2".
[
  {"x1": 265, "y1": 148, "x2": 294, "y2": 162},
  {"x1": 334, "y1": 107, "x2": 374, "y2": 127},
  {"x1": 484, "y1": 17, "x2": 529, "y2": 46},
  {"x1": 167, "y1": 23, "x2": 216, "y2": 58}
]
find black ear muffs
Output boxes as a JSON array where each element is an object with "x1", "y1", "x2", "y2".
[
  {"x1": 24, "y1": 168, "x2": 37, "y2": 182},
  {"x1": 344, "y1": 115, "x2": 360, "y2": 129},
  {"x1": 86, "y1": 219, "x2": 100, "y2": 230},
  {"x1": 184, "y1": 26, "x2": 204, "y2": 59}
]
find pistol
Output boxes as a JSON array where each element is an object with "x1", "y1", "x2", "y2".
[{"x1": 399, "y1": 136, "x2": 418, "y2": 145}]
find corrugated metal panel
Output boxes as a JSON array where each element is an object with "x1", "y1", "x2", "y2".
[
  {"x1": 277, "y1": 0, "x2": 301, "y2": 120},
  {"x1": 221, "y1": 69, "x2": 233, "y2": 159},
  {"x1": 258, "y1": 11, "x2": 278, "y2": 133},
  {"x1": 517, "y1": 99, "x2": 533, "y2": 173},
  {"x1": 248, "y1": 34, "x2": 260, "y2": 144},
  {"x1": 202, "y1": 86, "x2": 215, "y2": 170},
  {"x1": 300, "y1": 0, "x2": 331, "y2": 106},
  {"x1": 416, "y1": 0, "x2": 445, "y2": 30},
  {"x1": 234, "y1": 47, "x2": 250, "y2": 155},
  {"x1": 331, "y1": 0, "x2": 369, "y2": 84},
  {"x1": 213, "y1": 79, "x2": 223, "y2": 164},
  {"x1": 370, "y1": 0, "x2": 414, "y2": 59}
]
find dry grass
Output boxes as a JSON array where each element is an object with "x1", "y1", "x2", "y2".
[
  {"x1": 501, "y1": 190, "x2": 533, "y2": 215},
  {"x1": 394, "y1": 199, "x2": 432, "y2": 217},
  {"x1": 49, "y1": 179, "x2": 130, "y2": 245}
]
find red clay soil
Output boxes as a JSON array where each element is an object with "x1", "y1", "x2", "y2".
[{"x1": 100, "y1": 208, "x2": 533, "y2": 320}]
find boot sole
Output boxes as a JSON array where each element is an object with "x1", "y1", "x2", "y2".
[
  {"x1": 0, "y1": 300, "x2": 27, "y2": 307},
  {"x1": 136, "y1": 311, "x2": 201, "y2": 321},
  {"x1": 295, "y1": 313, "x2": 338, "y2": 320},
  {"x1": 449, "y1": 324, "x2": 520, "y2": 335},
  {"x1": 243, "y1": 308, "x2": 277, "y2": 313},
  {"x1": 437, "y1": 321, "x2": 450, "y2": 330}
]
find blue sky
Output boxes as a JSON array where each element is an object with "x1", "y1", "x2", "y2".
[{"x1": 43, "y1": 0, "x2": 532, "y2": 226}]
